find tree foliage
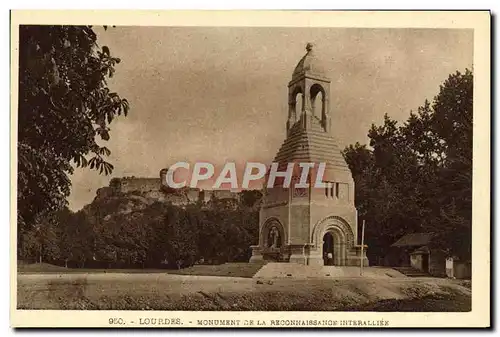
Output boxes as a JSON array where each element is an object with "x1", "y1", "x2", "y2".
[
  {"x1": 18, "y1": 192, "x2": 259, "y2": 269},
  {"x1": 17, "y1": 25, "x2": 129, "y2": 231},
  {"x1": 343, "y1": 69, "x2": 473, "y2": 261}
]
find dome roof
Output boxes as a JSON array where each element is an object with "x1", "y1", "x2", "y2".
[{"x1": 292, "y1": 43, "x2": 329, "y2": 79}]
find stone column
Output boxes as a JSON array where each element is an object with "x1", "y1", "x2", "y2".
[
  {"x1": 304, "y1": 83, "x2": 312, "y2": 113},
  {"x1": 322, "y1": 97, "x2": 331, "y2": 133},
  {"x1": 287, "y1": 94, "x2": 296, "y2": 135}
]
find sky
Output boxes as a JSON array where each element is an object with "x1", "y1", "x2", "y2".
[{"x1": 67, "y1": 27, "x2": 473, "y2": 211}]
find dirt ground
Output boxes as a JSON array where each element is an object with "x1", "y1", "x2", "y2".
[{"x1": 17, "y1": 272, "x2": 471, "y2": 311}]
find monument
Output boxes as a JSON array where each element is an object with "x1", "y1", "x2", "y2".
[{"x1": 250, "y1": 43, "x2": 368, "y2": 267}]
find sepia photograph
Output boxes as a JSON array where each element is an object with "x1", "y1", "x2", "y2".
[{"x1": 10, "y1": 10, "x2": 490, "y2": 328}]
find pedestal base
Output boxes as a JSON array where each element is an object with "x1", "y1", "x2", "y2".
[
  {"x1": 352, "y1": 245, "x2": 369, "y2": 267},
  {"x1": 249, "y1": 245, "x2": 263, "y2": 263},
  {"x1": 306, "y1": 255, "x2": 325, "y2": 266},
  {"x1": 250, "y1": 244, "x2": 369, "y2": 266},
  {"x1": 345, "y1": 256, "x2": 369, "y2": 266}
]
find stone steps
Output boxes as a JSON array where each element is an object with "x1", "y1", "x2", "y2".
[{"x1": 253, "y1": 263, "x2": 407, "y2": 279}]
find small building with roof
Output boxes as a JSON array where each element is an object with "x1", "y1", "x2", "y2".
[
  {"x1": 387, "y1": 232, "x2": 470, "y2": 279},
  {"x1": 387, "y1": 232, "x2": 441, "y2": 275}
]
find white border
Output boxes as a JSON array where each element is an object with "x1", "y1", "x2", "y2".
[{"x1": 6, "y1": 6, "x2": 493, "y2": 333}]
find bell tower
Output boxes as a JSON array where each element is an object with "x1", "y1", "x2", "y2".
[
  {"x1": 250, "y1": 43, "x2": 368, "y2": 268},
  {"x1": 287, "y1": 43, "x2": 332, "y2": 136}
]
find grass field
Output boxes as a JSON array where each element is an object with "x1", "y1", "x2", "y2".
[
  {"x1": 17, "y1": 262, "x2": 266, "y2": 278},
  {"x1": 18, "y1": 262, "x2": 170, "y2": 275},
  {"x1": 17, "y1": 263, "x2": 471, "y2": 311}
]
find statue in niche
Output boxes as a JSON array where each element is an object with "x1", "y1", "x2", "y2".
[{"x1": 268, "y1": 226, "x2": 281, "y2": 249}]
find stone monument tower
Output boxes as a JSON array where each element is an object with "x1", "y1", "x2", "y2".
[{"x1": 250, "y1": 43, "x2": 368, "y2": 267}]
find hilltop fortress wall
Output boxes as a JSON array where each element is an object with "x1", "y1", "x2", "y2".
[{"x1": 99, "y1": 176, "x2": 240, "y2": 204}]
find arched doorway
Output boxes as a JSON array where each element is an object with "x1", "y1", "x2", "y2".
[
  {"x1": 323, "y1": 232, "x2": 334, "y2": 265},
  {"x1": 312, "y1": 216, "x2": 354, "y2": 266}
]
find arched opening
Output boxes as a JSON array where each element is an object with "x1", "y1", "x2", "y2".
[
  {"x1": 322, "y1": 230, "x2": 346, "y2": 266},
  {"x1": 260, "y1": 219, "x2": 285, "y2": 262},
  {"x1": 323, "y1": 232, "x2": 334, "y2": 265},
  {"x1": 288, "y1": 87, "x2": 304, "y2": 127},
  {"x1": 312, "y1": 217, "x2": 354, "y2": 266},
  {"x1": 310, "y1": 84, "x2": 325, "y2": 117},
  {"x1": 295, "y1": 92, "x2": 303, "y2": 117},
  {"x1": 312, "y1": 89, "x2": 323, "y2": 118},
  {"x1": 260, "y1": 218, "x2": 286, "y2": 251}
]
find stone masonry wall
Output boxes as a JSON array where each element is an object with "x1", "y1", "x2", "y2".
[{"x1": 119, "y1": 177, "x2": 161, "y2": 194}]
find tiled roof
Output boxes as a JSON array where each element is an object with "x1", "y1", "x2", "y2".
[
  {"x1": 273, "y1": 117, "x2": 350, "y2": 172},
  {"x1": 391, "y1": 233, "x2": 434, "y2": 247}
]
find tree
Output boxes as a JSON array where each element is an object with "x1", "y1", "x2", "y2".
[
  {"x1": 238, "y1": 190, "x2": 263, "y2": 209},
  {"x1": 342, "y1": 142, "x2": 374, "y2": 219},
  {"x1": 343, "y1": 69, "x2": 473, "y2": 262},
  {"x1": 430, "y1": 70, "x2": 473, "y2": 260},
  {"x1": 196, "y1": 208, "x2": 227, "y2": 264},
  {"x1": 163, "y1": 205, "x2": 199, "y2": 269},
  {"x1": 18, "y1": 210, "x2": 62, "y2": 264},
  {"x1": 17, "y1": 25, "x2": 129, "y2": 233},
  {"x1": 57, "y1": 210, "x2": 95, "y2": 268}
]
